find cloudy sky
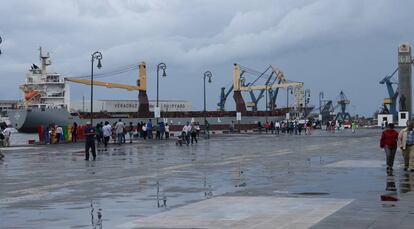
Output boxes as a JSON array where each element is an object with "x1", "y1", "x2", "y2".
[{"x1": 0, "y1": 0, "x2": 413, "y2": 116}]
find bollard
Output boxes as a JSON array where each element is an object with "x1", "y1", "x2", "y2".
[
  {"x1": 67, "y1": 125, "x2": 72, "y2": 142},
  {"x1": 44, "y1": 126, "x2": 50, "y2": 144},
  {"x1": 63, "y1": 125, "x2": 68, "y2": 142},
  {"x1": 37, "y1": 125, "x2": 45, "y2": 144}
]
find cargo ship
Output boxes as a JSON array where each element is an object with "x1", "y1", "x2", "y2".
[{"x1": 7, "y1": 48, "x2": 80, "y2": 132}]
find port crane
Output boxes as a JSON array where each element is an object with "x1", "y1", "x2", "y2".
[
  {"x1": 217, "y1": 67, "x2": 269, "y2": 112},
  {"x1": 64, "y1": 62, "x2": 148, "y2": 91},
  {"x1": 232, "y1": 63, "x2": 304, "y2": 112},
  {"x1": 218, "y1": 64, "x2": 304, "y2": 112},
  {"x1": 379, "y1": 67, "x2": 399, "y2": 117},
  {"x1": 335, "y1": 91, "x2": 351, "y2": 121},
  {"x1": 65, "y1": 62, "x2": 152, "y2": 117},
  {"x1": 217, "y1": 85, "x2": 234, "y2": 111}
]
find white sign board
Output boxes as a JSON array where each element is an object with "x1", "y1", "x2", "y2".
[
  {"x1": 286, "y1": 112, "x2": 290, "y2": 120},
  {"x1": 154, "y1": 107, "x2": 161, "y2": 118},
  {"x1": 236, "y1": 112, "x2": 242, "y2": 121}
]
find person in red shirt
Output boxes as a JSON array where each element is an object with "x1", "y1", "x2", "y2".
[{"x1": 380, "y1": 123, "x2": 399, "y2": 172}]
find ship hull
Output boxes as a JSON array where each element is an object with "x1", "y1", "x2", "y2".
[{"x1": 7, "y1": 108, "x2": 81, "y2": 133}]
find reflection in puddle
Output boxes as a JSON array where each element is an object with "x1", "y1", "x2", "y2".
[
  {"x1": 400, "y1": 173, "x2": 413, "y2": 193},
  {"x1": 380, "y1": 169, "x2": 414, "y2": 203},
  {"x1": 203, "y1": 176, "x2": 213, "y2": 199},
  {"x1": 156, "y1": 181, "x2": 167, "y2": 208},
  {"x1": 90, "y1": 200, "x2": 102, "y2": 229}
]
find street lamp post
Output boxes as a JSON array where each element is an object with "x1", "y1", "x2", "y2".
[
  {"x1": 90, "y1": 51, "x2": 102, "y2": 126},
  {"x1": 304, "y1": 89, "x2": 311, "y2": 118},
  {"x1": 203, "y1": 71, "x2": 213, "y2": 135},
  {"x1": 156, "y1": 63, "x2": 167, "y2": 124},
  {"x1": 0, "y1": 36, "x2": 3, "y2": 55},
  {"x1": 265, "y1": 84, "x2": 268, "y2": 122}
]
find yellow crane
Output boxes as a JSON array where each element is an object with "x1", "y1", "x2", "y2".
[
  {"x1": 64, "y1": 62, "x2": 148, "y2": 91},
  {"x1": 232, "y1": 63, "x2": 305, "y2": 110}
]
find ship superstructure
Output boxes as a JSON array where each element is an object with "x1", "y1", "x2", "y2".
[
  {"x1": 8, "y1": 48, "x2": 77, "y2": 132},
  {"x1": 19, "y1": 47, "x2": 70, "y2": 110}
]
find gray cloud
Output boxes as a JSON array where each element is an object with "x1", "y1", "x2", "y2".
[{"x1": 0, "y1": 0, "x2": 413, "y2": 115}]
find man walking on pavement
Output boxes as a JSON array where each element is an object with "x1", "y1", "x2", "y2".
[
  {"x1": 115, "y1": 119, "x2": 125, "y2": 145},
  {"x1": 55, "y1": 125, "x2": 63, "y2": 144},
  {"x1": 398, "y1": 121, "x2": 414, "y2": 171},
  {"x1": 1, "y1": 125, "x2": 12, "y2": 147},
  {"x1": 380, "y1": 123, "x2": 399, "y2": 173},
  {"x1": 182, "y1": 122, "x2": 191, "y2": 145},
  {"x1": 102, "y1": 121, "x2": 112, "y2": 148},
  {"x1": 84, "y1": 121, "x2": 96, "y2": 161},
  {"x1": 275, "y1": 121, "x2": 280, "y2": 135},
  {"x1": 147, "y1": 119, "x2": 153, "y2": 139}
]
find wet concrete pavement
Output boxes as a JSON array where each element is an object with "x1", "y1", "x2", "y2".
[{"x1": 1, "y1": 129, "x2": 414, "y2": 228}]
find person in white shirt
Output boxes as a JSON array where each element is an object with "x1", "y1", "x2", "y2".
[
  {"x1": 275, "y1": 121, "x2": 281, "y2": 135},
  {"x1": 55, "y1": 126, "x2": 63, "y2": 144},
  {"x1": 1, "y1": 125, "x2": 12, "y2": 147},
  {"x1": 182, "y1": 122, "x2": 191, "y2": 145},
  {"x1": 115, "y1": 119, "x2": 125, "y2": 145},
  {"x1": 102, "y1": 121, "x2": 112, "y2": 148},
  {"x1": 165, "y1": 123, "x2": 170, "y2": 139},
  {"x1": 142, "y1": 124, "x2": 147, "y2": 140}
]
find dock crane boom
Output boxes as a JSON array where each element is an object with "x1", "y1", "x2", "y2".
[
  {"x1": 65, "y1": 62, "x2": 148, "y2": 92},
  {"x1": 64, "y1": 77, "x2": 140, "y2": 91},
  {"x1": 64, "y1": 62, "x2": 152, "y2": 117}
]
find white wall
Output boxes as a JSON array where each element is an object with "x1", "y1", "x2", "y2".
[
  {"x1": 70, "y1": 100, "x2": 192, "y2": 112},
  {"x1": 377, "y1": 114, "x2": 393, "y2": 127}
]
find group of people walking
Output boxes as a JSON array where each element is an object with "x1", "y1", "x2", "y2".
[
  {"x1": 176, "y1": 121, "x2": 200, "y2": 146},
  {"x1": 380, "y1": 121, "x2": 414, "y2": 173},
  {"x1": 256, "y1": 120, "x2": 314, "y2": 135},
  {"x1": 79, "y1": 119, "x2": 172, "y2": 161}
]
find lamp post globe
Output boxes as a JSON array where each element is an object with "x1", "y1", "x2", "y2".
[
  {"x1": 156, "y1": 63, "x2": 167, "y2": 124},
  {"x1": 203, "y1": 71, "x2": 213, "y2": 135},
  {"x1": 90, "y1": 51, "x2": 103, "y2": 126}
]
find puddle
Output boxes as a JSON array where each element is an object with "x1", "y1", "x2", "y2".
[{"x1": 293, "y1": 192, "x2": 330, "y2": 196}]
